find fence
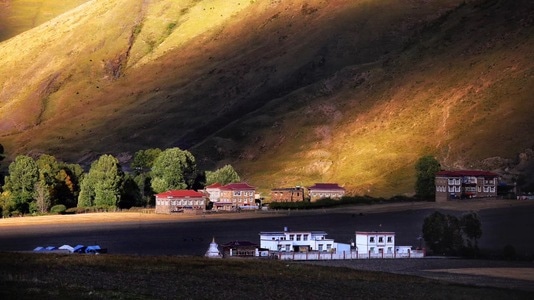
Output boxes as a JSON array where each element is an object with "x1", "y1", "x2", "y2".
[{"x1": 274, "y1": 250, "x2": 425, "y2": 261}]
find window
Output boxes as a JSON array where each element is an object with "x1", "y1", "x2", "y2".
[
  {"x1": 277, "y1": 244, "x2": 282, "y2": 251},
  {"x1": 318, "y1": 244, "x2": 323, "y2": 251},
  {"x1": 378, "y1": 237, "x2": 384, "y2": 243},
  {"x1": 289, "y1": 235, "x2": 294, "y2": 241},
  {"x1": 387, "y1": 236, "x2": 392, "y2": 243},
  {"x1": 285, "y1": 244, "x2": 290, "y2": 251},
  {"x1": 326, "y1": 244, "x2": 332, "y2": 251},
  {"x1": 296, "y1": 235, "x2": 301, "y2": 241},
  {"x1": 370, "y1": 237, "x2": 375, "y2": 243},
  {"x1": 303, "y1": 235, "x2": 308, "y2": 241}
]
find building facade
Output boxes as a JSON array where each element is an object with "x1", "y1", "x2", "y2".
[
  {"x1": 270, "y1": 186, "x2": 305, "y2": 203},
  {"x1": 218, "y1": 182, "x2": 257, "y2": 210},
  {"x1": 435, "y1": 170, "x2": 499, "y2": 202},
  {"x1": 259, "y1": 228, "x2": 350, "y2": 253},
  {"x1": 355, "y1": 231, "x2": 396, "y2": 255},
  {"x1": 155, "y1": 190, "x2": 206, "y2": 214},
  {"x1": 308, "y1": 183, "x2": 346, "y2": 202}
]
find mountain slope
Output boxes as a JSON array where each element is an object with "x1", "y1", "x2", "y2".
[
  {"x1": 1, "y1": 0, "x2": 533, "y2": 196},
  {"x1": 0, "y1": 0, "x2": 91, "y2": 41}
]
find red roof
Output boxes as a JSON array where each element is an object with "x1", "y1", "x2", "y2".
[
  {"x1": 205, "y1": 182, "x2": 223, "y2": 189},
  {"x1": 308, "y1": 183, "x2": 345, "y2": 190},
  {"x1": 220, "y1": 182, "x2": 256, "y2": 190},
  {"x1": 155, "y1": 190, "x2": 205, "y2": 198},
  {"x1": 436, "y1": 170, "x2": 499, "y2": 177}
]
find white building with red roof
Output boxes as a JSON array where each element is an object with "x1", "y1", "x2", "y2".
[
  {"x1": 205, "y1": 182, "x2": 223, "y2": 203},
  {"x1": 155, "y1": 190, "x2": 206, "y2": 214},
  {"x1": 435, "y1": 170, "x2": 499, "y2": 202},
  {"x1": 307, "y1": 183, "x2": 346, "y2": 202}
]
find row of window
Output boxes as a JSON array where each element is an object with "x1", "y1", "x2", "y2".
[
  {"x1": 310, "y1": 193, "x2": 343, "y2": 198},
  {"x1": 232, "y1": 191, "x2": 254, "y2": 196},
  {"x1": 219, "y1": 198, "x2": 254, "y2": 203},
  {"x1": 436, "y1": 186, "x2": 496, "y2": 193},
  {"x1": 157, "y1": 199, "x2": 204, "y2": 206},
  {"x1": 447, "y1": 178, "x2": 496, "y2": 185},
  {"x1": 369, "y1": 236, "x2": 393, "y2": 243}
]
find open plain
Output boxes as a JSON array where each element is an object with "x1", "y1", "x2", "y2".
[{"x1": 1, "y1": 199, "x2": 533, "y2": 294}]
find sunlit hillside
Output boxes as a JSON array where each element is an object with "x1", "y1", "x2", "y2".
[
  {"x1": 1, "y1": 0, "x2": 533, "y2": 196},
  {"x1": 0, "y1": 0, "x2": 90, "y2": 41}
]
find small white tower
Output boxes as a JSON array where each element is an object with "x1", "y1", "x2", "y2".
[{"x1": 205, "y1": 237, "x2": 222, "y2": 258}]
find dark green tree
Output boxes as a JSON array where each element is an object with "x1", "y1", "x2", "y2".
[
  {"x1": 120, "y1": 173, "x2": 143, "y2": 209},
  {"x1": 151, "y1": 148, "x2": 197, "y2": 193},
  {"x1": 131, "y1": 148, "x2": 162, "y2": 173},
  {"x1": 3, "y1": 155, "x2": 39, "y2": 214},
  {"x1": 461, "y1": 211, "x2": 482, "y2": 252},
  {"x1": 78, "y1": 154, "x2": 123, "y2": 208},
  {"x1": 205, "y1": 164, "x2": 241, "y2": 186},
  {"x1": 415, "y1": 155, "x2": 441, "y2": 199},
  {"x1": 422, "y1": 211, "x2": 463, "y2": 255}
]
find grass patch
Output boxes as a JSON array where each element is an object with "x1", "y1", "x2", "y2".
[{"x1": 0, "y1": 252, "x2": 531, "y2": 299}]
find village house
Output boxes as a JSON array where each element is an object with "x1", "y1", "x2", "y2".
[
  {"x1": 204, "y1": 182, "x2": 225, "y2": 209},
  {"x1": 218, "y1": 182, "x2": 257, "y2": 210},
  {"x1": 355, "y1": 231, "x2": 396, "y2": 255},
  {"x1": 221, "y1": 240, "x2": 259, "y2": 258},
  {"x1": 435, "y1": 170, "x2": 499, "y2": 202},
  {"x1": 259, "y1": 227, "x2": 350, "y2": 253},
  {"x1": 154, "y1": 190, "x2": 206, "y2": 214},
  {"x1": 308, "y1": 183, "x2": 346, "y2": 202},
  {"x1": 270, "y1": 186, "x2": 305, "y2": 203}
]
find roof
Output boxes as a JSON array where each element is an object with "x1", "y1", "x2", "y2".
[
  {"x1": 436, "y1": 170, "x2": 499, "y2": 177},
  {"x1": 308, "y1": 183, "x2": 345, "y2": 190},
  {"x1": 205, "y1": 182, "x2": 223, "y2": 189},
  {"x1": 219, "y1": 182, "x2": 256, "y2": 190},
  {"x1": 221, "y1": 240, "x2": 258, "y2": 247},
  {"x1": 271, "y1": 187, "x2": 304, "y2": 191},
  {"x1": 259, "y1": 230, "x2": 328, "y2": 235},
  {"x1": 155, "y1": 190, "x2": 205, "y2": 198},
  {"x1": 356, "y1": 231, "x2": 395, "y2": 235}
]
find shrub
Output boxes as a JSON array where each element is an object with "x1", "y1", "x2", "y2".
[{"x1": 50, "y1": 204, "x2": 67, "y2": 214}]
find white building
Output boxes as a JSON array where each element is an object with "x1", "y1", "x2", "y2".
[
  {"x1": 355, "y1": 231, "x2": 395, "y2": 255},
  {"x1": 259, "y1": 227, "x2": 350, "y2": 253}
]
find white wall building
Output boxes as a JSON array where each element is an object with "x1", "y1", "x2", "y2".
[
  {"x1": 355, "y1": 231, "x2": 396, "y2": 255},
  {"x1": 259, "y1": 228, "x2": 350, "y2": 253}
]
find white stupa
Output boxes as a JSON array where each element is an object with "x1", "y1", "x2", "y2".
[{"x1": 205, "y1": 237, "x2": 222, "y2": 258}]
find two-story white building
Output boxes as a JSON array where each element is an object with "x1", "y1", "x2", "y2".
[
  {"x1": 355, "y1": 231, "x2": 396, "y2": 255},
  {"x1": 259, "y1": 227, "x2": 350, "y2": 253}
]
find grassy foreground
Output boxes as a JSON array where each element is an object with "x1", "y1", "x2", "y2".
[{"x1": 0, "y1": 253, "x2": 531, "y2": 299}]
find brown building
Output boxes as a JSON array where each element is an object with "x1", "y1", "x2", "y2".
[
  {"x1": 270, "y1": 187, "x2": 305, "y2": 203},
  {"x1": 308, "y1": 183, "x2": 346, "y2": 202},
  {"x1": 219, "y1": 182, "x2": 256, "y2": 210},
  {"x1": 435, "y1": 170, "x2": 499, "y2": 202},
  {"x1": 221, "y1": 241, "x2": 258, "y2": 258}
]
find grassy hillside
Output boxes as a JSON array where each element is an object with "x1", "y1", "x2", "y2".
[
  {"x1": 0, "y1": 0, "x2": 533, "y2": 196},
  {"x1": 0, "y1": 0, "x2": 90, "y2": 41}
]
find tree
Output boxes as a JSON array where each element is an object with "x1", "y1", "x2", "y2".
[
  {"x1": 422, "y1": 211, "x2": 463, "y2": 255},
  {"x1": 131, "y1": 148, "x2": 162, "y2": 172},
  {"x1": 77, "y1": 154, "x2": 123, "y2": 208},
  {"x1": 205, "y1": 164, "x2": 241, "y2": 186},
  {"x1": 35, "y1": 154, "x2": 61, "y2": 207},
  {"x1": 3, "y1": 155, "x2": 39, "y2": 215},
  {"x1": 151, "y1": 148, "x2": 197, "y2": 193},
  {"x1": 461, "y1": 211, "x2": 482, "y2": 251},
  {"x1": 33, "y1": 180, "x2": 51, "y2": 213},
  {"x1": 120, "y1": 173, "x2": 143, "y2": 209},
  {"x1": 415, "y1": 155, "x2": 441, "y2": 199}
]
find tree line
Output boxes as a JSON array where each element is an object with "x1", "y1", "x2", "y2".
[{"x1": 0, "y1": 147, "x2": 240, "y2": 217}]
